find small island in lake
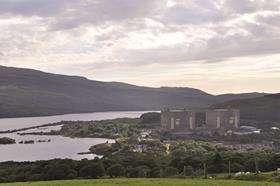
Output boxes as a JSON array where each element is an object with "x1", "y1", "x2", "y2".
[{"x1": 0, "y1": 137, "x2": 16, "y2": 145}]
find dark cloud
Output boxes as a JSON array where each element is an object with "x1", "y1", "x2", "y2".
[
  {"x1": 53, "y1": 0, "x2": 166, "y2": 29},
  {"x1": 223, "y1": 0, "x2": 280, "y2": 14},
  {"x1": 0, "y1": 0, "x2": 280, "y2": 67},
  {"x1": 163, "y1": 0, "x2": 225, "y2": 25},
  {"x1": 0, "y1": 0, "x2": 279, "y2": 30},
  {"x1": 0, "y1": 0, "x2": 166, "y2": 29},
  {"x1": 224, "y1": 0, "x2": 259, "y2": 14},
  {"x1": 201, "y1": 35, "x2": 280, "y2": 60},
  {"x1": 0, "y1": 0, "x2": 69, "y2": 16},
  {"x1": 163, "y1": 5, "x2": 223, "y2": 24},
  {"x1": 256, "y1": 13, "x2": 280, "y2": 28}
]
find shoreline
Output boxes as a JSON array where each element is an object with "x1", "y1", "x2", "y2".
[{"x1": 0, "y1": 110, "x2": 156, "y2": 120}]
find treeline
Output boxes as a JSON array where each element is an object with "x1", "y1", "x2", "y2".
[{"x1": 1, "y1": 147, "x2": 280, "y2": 183}]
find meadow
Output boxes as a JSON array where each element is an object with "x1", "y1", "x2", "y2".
[{"x1": 0, "y1": 179, "x2": 277, "y2": 186}]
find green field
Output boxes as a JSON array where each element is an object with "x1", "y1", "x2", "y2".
[{"x1": 0, "y1": 179, "x2": 278, "y2": 186}]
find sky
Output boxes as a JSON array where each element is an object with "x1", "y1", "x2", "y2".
[{"x1": 0, "y1": 0, "x2": 280, "y2": 94}]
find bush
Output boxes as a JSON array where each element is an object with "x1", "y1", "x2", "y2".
[
  {"x1": 231, "y1": 163, "x2": 245, "y2": 173},
  {"x1": 79, "y1": 162, "x2": 105, "y2": 178},
  {"x1": 272, "y1": 176, "x2": 280, "y2": 182},
  {"x1": 136, "y1": 165, "x2": 151, "y2": 177},
  {"x1": 90, "y1": 143, "x2": 113, "y2": 156},
  {"x1": 107, "y1": 164, "x2": 125, "y2": 177},
  {"x1": 150, "y1": 167, "x2": 161, "y2": 178},
  {"x1": 45, "y1": 164, "x2": 77, "y2": 180},
  {"x1": 0, "y1": 137, "x2": 16, "y2": 144},
  {"x1": 164, "y1": 167, "x2": 178, "y2": 177},
  {"x1": 234, "y1": 173, "x2": 268, "y2": 181},
  {"x1": 126, "y1": 167, "x2": 139, "y2": 178},
  {"x1": 185, "y1": 165, "x2": 194, "y2": 176},
  {"x1": 140, "y1": 112, "x2": 160, "y2": 127}
]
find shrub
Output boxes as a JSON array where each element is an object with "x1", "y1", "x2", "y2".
[
  {"x1": 150, "y1": 167, "x2": 161, "y2": 178},
  {"x1": 136, "y1": 165, "x2": 151, "y2": 177},
  {"x1": 234, "y1": 173, "x2": 268, "y2": 181},
  {"x1": 0, "y1": 137, "x2": 16, "y2": 144},
  {"x1": 107, "y1": 164, "x2": 125, "y2": 177},
  {"x1": 164, "y1": 167, "x2": 178, "y2": 177},
  {"x1": 140, "y1": 112, "x2": 160, "y2": 127},
  {"x1": 272, "y1": 176, "x2": 280, "y2": 182},
  {"x1": 79, "y1": 162, "x2": 105, "y2": 178}
]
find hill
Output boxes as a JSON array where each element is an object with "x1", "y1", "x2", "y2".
[
  {"x1": 215, "y1": 93, "x2": 268, "y2": 102},
  {"x1": 0, "y1": 65, "x2": 265, "y2": 118},
  {"x1": 0, "y1": 178, "x2": 278, "y2": 186},
  {"x1": 211, "y1": 94, "x2": 280, "y2": 121}
]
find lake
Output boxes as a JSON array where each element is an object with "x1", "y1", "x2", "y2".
[
  {"x1": 0, "y1": 111, "x2": 150, "y2": 131},
  {"x1": 0, "y1": 111, "x2": 150, "y2": 162}
]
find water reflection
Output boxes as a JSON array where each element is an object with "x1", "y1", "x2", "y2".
[
  {"x1": 0, "y1": 111, "x2": 150, "y2": 162},
  {"x1": 0, "y1": 111, "x2": 150, "y2": 131}
]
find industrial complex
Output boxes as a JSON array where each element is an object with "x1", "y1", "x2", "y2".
[{"x1": 161, "y1": 109, "x2": 240, "y2": 131}]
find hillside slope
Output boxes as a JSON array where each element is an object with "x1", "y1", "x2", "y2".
[
  {"x1": 211, "y1": 94, "x2": 280, "y2": 121},
  {"x1": 0, "y1": 65, "x2": 266, "y2": 118}
]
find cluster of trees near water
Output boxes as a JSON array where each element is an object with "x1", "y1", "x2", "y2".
[
  {"x1": 1, "y1": 142, "x2": 280, "y2": 183},
  {"x1": 0, "y1": 137, "x2": 16, "y2": 144}
]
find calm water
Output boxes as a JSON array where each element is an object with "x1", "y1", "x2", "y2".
[
  {"x1": 0, "y1": 111, "x2": 149, "y2": 131},
  {"x1": 0, "y1": 111, "x2": 149, "y2": 162}
]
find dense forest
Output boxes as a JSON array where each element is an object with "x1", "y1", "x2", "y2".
[{"x1": 0, "y1": 143, "x2": 280, "y2": 183}]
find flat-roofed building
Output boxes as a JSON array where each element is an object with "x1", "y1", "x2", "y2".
[
  {"x1": 206, "y1": 109, "x2": 240, "y2": 129},
  {"x1": 161, "y1": 108, "x2": 240, "y2": 131},
  {"x1": 161, "y1": 109, "x2": 196, "y2": 131}
]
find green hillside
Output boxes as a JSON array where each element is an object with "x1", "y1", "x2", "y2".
[
  {"x1": 0, "y1": 66, "x2": 214, "y2": 118},
  {"x1": 0, "y1": 179, "x2": 278, "y2": 186},
  {"x1": 211, "y1": 94, "x2": 280, "y2": 121},
  {"x1": 0, "y1": 65, "x2": 265, "y2": 118}
]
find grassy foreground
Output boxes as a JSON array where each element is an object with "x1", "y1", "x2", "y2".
[{"x1": 0, "y1": 179, "x2": 277, "y2": 186}]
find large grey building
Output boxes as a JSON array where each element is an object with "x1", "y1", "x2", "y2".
[
  {"x1": 161, "y1": 108, "x2": 240, "y2": 131},
  {"x1": 206, "y1": 109, "x2": 240, "y2": 129},
  {"x1": 161, "y1": 109, "x2": 196, "y2": 131}
]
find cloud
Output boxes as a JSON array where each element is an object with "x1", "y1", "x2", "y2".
[
  {"x1": 0, "y1": 0, "x2": 280, "y2": 93},
  {"x1": 255, "y1": 12, "x2": 280, "y2": 28},
  {"x1": 0, "y1": 0, "x2": 167, "y2": 29},
  {"x1": 162, "y1": 0, "x2": 225, "y2": 25},
  {"x1": 0, "y1": 0, "x2": 68, "y2": 16}
]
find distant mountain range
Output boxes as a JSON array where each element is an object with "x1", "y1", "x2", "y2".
[
  {"x1": 212, "y1": 94, "x2": 280, "y2": 121},
  {"x1": 0, "y1": 65, "x2": 267, "y2": 118}
]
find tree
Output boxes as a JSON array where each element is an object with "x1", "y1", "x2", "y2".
[
  {"x1": 210, "y1": 153, "x2": 224, "y2": 173},
  {"x1": 0, "y1": 137, "x2": 16, "y2": 144},
  {"x1": 45, "y1": 164, "x2": 77, "y2": 180},
  {"x1": 164, "y1": 167, "x2": 178, "y2": 177},
  {"x1": 107, "y1": 164, "x2": 125, "y2": 177},
  {"x1": 150, "y1": 167, "x2": 161, "y2": 178},
  {"x1": 140, "y1": 112, "x2": 160, "y2": 127},
  {"x1": 184, "y1": 165, "x2": 194, "y2": 176},
  {"x1": 126, "y1": 167, "x2": 139, "y2": 178},
  {"x1": 231, "y1": 163, "x2": 245, "y2": 173},
  {"x1": 136, "y1": 165, "x2": 151, "y2": 177},
  {"x1": 79, "y1": 162, "x2": 105, "y2": 178}
]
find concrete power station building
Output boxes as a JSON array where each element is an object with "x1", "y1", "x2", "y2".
[{"x1": 161, "y1": 109, "x2": 240, "y2": 131}]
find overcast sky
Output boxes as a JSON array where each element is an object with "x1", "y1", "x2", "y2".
[{"x1": 0, "y1": 0, "x2": 280, "y2": 94}]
